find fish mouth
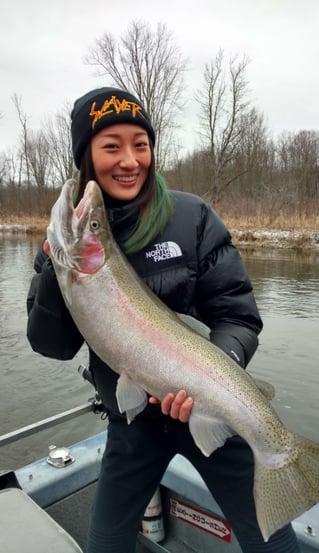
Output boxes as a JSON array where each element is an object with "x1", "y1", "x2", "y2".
[
  {"x1": 70, "y1": 182, "x2": 105, "y2": 275},
  {"x1": 73, "y1": 181, "x2": 104, "y2": 231},
  {"x1": 47, "y1": 179, "x2": 106, "y2": 283},
  {"x1": 83, "y1": 180, "x2": 104, "y2": 207}
]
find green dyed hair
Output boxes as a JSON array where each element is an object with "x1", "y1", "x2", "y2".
[
  {"x1": 76, "y1": 144, "x2": 173, "y2": 254},
  {"x1": 124, "y1": 172, "x2": 173, "y2": 254}
]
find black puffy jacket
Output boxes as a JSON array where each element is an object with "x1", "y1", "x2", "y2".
[{"x1": 27, "y1": 190, "x2": 263, "y2": 413}]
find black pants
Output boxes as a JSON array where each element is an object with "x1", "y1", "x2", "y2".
[{"x1": 87, "y1": 408, "x2": 300, "y2": 553}]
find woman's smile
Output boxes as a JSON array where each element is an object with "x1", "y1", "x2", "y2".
[
  {"x1": 113, "y1": 174, "x2": 139, "y2": 186},
  {"x1": 91, "y1": 124, "x2": 151, "y2": 201}
]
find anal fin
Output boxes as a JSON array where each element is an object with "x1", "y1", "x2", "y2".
[
  {"x1": 116, "y1": 373, "x2": 148, "y2": 424},
  {"x1": 189, "y1": 409, "x2": 235, "y2": 457}
]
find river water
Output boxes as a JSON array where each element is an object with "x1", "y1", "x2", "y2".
[{"x1": 0, "y1": 235, "x2": 318, "y2": 471}]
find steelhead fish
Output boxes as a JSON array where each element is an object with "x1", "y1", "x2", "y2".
[{"x1": 47, "y1": 179, "x2": 319, "y2": 542}]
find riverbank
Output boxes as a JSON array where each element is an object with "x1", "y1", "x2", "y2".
[
  {"x1": 0, "y1": 216, "x2": 318, "y2": 251},
  {"x1": 0, "y1": 215, "x2": 49, "y2": 236},
  {"x1": 231, "y1": 228, "x2": 319, "y2": 250}
]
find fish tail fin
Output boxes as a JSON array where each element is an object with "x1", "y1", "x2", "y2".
[{"x1": 254, "y1": 432, "x2": 319, "y2": 542}]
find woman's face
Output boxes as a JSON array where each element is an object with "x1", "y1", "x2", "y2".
[{"x1": 91, "y1": 123, "x2": 152, "y2": 201}]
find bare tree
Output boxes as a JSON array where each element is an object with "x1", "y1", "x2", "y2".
[
  {"x1": 0, "y1": 149, "x2": 20, "y2": 186},
  {"x1": 44, "y1": 102, "x2": 74, "y2": 185},
  {"x1": 12, "y1": 94, "x2": 31, "y2": 186},
  {"x1": 196, "y1": 50, "x2": 253, "y2": 200},
  {"x1": 234, "y1": 108, "x2": 271, "y2": 195},
  {"x1": 0, "y1": 152, "x2": 7, "y2": 183},
  {"x1": 276, "y1": 130, "x2": 319, "y2": 199},
  {"x1": 85, "y1": 20, "x2": 187, "y2": 169},
  {"x1": 26, "y1": 130, "x2": 52, "y2": 187}
]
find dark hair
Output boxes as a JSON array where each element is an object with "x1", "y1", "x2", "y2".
[{"x1": 74, "y1": 144, "x2": 173, "y2": 254}]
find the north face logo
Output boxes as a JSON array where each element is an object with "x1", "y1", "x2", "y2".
[{"x1": 145, "y1": 241, "x2": 182, "y2": 262}]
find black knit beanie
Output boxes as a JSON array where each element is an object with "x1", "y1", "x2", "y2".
[{"x1": 71, "y1": 87, "x2": 155, "y2": 168}]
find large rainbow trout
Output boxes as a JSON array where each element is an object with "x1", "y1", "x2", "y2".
[{"x1": 47, "y1": 179, "x2": 319, "y2": 542}]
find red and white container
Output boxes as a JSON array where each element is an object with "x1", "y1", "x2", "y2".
[{"x1": 141, "y1": 487, "x2": 165, "y2": 542}]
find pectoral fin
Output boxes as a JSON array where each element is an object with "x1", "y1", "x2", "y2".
[
  {"x1": 116, "y1": 373, "x2": 148, "y2": 424},
  {"x1": 254, "y1": 378, "x2": 275, "y2": 400},
  {"x1": 189, "y1": 409, "x2": 235, "y2": 457}
]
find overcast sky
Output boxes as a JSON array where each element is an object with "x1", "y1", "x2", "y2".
[{"x1": 1, "y1": 0, "x2": 319, "y2": 155}]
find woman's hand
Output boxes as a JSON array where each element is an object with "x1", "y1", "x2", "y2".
[
  {"x1": 149, "y1": 390, "x2": 193, "y2": 423},
  {"x1": 43, "y1": 239, "x2": 50, "y2": 255}
]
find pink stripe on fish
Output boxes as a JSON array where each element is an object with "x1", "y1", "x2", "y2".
[{"x1": 113, "y1": 282, "x2": 219, "y2": 383}]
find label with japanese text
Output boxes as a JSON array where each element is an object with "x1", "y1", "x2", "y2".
[{"x1": 169, "y1": 498, "x2": 231, "y2": 542}]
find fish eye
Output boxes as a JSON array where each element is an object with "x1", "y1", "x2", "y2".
[{"x1": 90, "y1": 219, "x2": 100, "y2": 231}]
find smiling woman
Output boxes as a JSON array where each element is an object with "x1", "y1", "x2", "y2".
[
  {"x1": 90, "y1": 124, "x2": 151, "y2": 201},
  {"x1": 25, "y1": 85, "x2": 303, "y2": 553},
  {"x1": 71, "y1": 87, "x2": 173, "y2": 255}
]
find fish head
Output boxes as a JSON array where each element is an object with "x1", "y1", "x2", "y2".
[
  {"x1": 47, "y1": 179, "x2": 112, "y2": 304},
  {"x1": 74, "y1": 179, "x2": 112, "y2": 274}
]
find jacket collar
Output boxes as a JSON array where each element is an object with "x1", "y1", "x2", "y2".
[{"x1": 103, "y1": 191, "x2": 140, "y2": 246}]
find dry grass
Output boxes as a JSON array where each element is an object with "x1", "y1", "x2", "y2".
[
  {"x1": 1, "y1": 211, "x2": 318, "y2": 232},
  {"x1": 0, "y1": 212, "x2": 318, "y2": 251},
  {"x1": 0, "y1": 214, "x2": 49, "y2": 234},
  {"x1": 223, "y1": 212, "x2": 318, "y2": 232},
  {"x1": 222, "y1": 213, "x2": 319, "y2": 250}
]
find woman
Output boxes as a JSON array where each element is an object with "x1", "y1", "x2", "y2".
[{"x1": 26, "y1": 87, "x2": 300, "y2": 553}]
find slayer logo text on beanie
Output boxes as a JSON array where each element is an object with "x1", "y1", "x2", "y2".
[
  {"x1": 71, "y1": 87, "x2": 155, "y2": 168},
  {"x1": 89, "y1": 96, "x2": 145, "y2": 129}
]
